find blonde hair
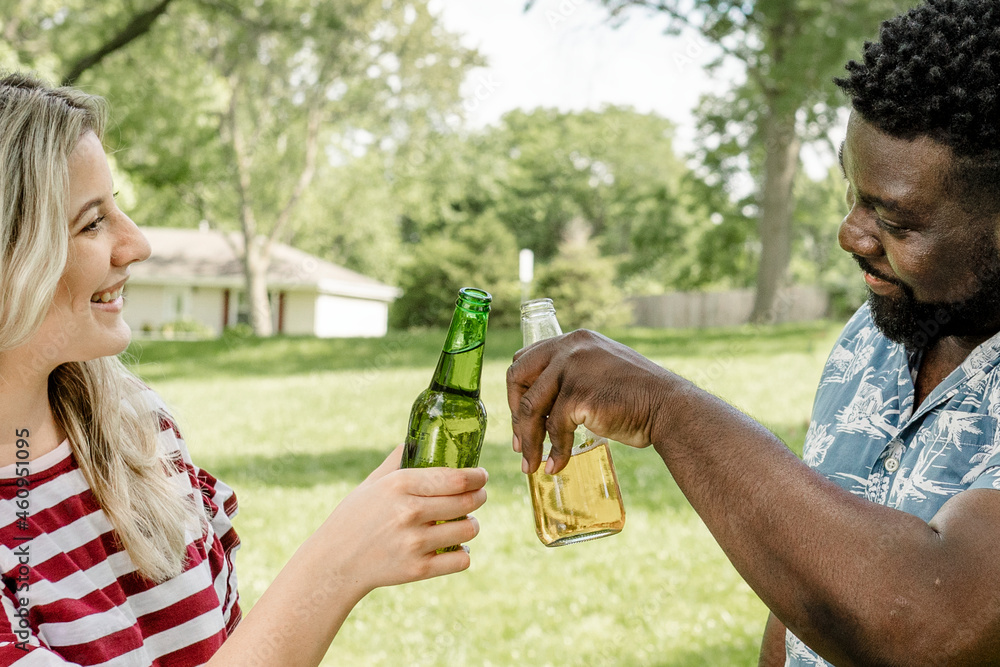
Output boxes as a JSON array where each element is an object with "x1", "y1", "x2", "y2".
[{"x1": 0, "y1": 72, "x2": 201, "y2": 582}]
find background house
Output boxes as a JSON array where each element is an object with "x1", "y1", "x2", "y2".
[{"x1": 125, "y1": 226, "x2": 400, "y2": 338}]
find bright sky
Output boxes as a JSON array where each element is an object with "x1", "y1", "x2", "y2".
[
  {"x1": 430, "y1": 0, "x2": 730, "y2": 151},
  {"x1": 429, "y1": 0, "x2": 842, "y2": 178}
]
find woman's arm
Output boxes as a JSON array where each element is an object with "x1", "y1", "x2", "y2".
[{"x1": 207, "y1": 446, "x2": 488, "y2": 667}]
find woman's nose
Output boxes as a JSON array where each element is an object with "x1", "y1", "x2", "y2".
[{"x1": 112, "y1": 214, "x2": 151, "y2": 267}]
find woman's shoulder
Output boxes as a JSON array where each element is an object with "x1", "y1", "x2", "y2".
[
  {"x1": 123, "y1": 381, "x2": 192, "y2": 461},
  {"x1": 131, "y1": 384, "x2": 238, "y2": 514}
]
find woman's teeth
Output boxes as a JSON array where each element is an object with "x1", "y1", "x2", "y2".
[{"x1": 91, "y1": 288, "x2": 123, "y2": 303}]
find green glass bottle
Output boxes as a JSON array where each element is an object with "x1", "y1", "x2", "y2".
[{"x1": 401, "y1": 287, "x2": 491, "y2": 472}]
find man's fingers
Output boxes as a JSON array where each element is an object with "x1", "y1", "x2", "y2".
[
  {"x1": 507, "y1": 341, "x2": 558, "y2": 468},
  {"x1": 543, "y1": 394, "x2": 580, "y2": 474},
  {"x1": 512, "y1": 362, "x2": 566, "y2": 474},
  {"x1": 506, "y1": 338, "x2": 563, "y2": 423},
  {"x1": 506, "y1": 350, "x2": 539, "y2": 422},
  {"x1": 510, "y1": 338, "x2": 543, "y2": 364}
]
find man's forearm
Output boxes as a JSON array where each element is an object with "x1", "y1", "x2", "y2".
[{"x1": 648, "y1": 380, "x2": 955, "y2": 665}]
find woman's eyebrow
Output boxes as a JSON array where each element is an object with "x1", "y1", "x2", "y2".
[{"x1": 71, "y1": 197, "x2": 104, "y2": 226}]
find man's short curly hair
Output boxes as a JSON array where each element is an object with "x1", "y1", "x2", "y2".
[{"x1": 835, "y1": 0, "x2": 1000, "y2": 215}]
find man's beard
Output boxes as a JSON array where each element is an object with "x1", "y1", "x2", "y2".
[{"x1": 858, "y1": 248, "x2": 1000, "y2": 350}]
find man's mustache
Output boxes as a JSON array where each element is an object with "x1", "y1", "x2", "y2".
[{"x1": 853, "y1": 255, "x2": 902, "y2": 287}]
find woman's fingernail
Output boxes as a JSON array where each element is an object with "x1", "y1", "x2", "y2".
[
  {"x1": 522, "y1": 458, "x2": 529, "y2": 474},
  {"x1": 545, "y1": 458, "x2": 555, "y2": 474},
  {"x1": 512, "y1": 434, "x2": 521, "y2": 453}
]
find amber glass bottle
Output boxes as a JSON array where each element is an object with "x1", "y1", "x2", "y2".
[{"x1": 521, "y1": 298, "x2": 625, "y2": 547}]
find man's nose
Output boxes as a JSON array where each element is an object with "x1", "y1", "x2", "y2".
[{"x1": 838, "y1": 207, "x2": 883, "y2": 259}]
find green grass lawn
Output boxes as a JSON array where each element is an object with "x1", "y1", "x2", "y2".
[{"x1": 125, "y1": 319, "x2": 844, "y2": 666}]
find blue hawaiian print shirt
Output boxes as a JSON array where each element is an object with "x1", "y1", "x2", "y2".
[{"x1": 786, "y1": 304, "x2": 1000, "y2": 666}]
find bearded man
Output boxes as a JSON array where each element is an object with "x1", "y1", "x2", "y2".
[{"x1": 507, "y1": 1, "x2": 1000, "y2": 664}]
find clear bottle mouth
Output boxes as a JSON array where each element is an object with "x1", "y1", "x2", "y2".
[{"x1": 520, "y1": 298, "x2": 554, "y2": 316}]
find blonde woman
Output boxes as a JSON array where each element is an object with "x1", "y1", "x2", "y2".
[{"x1": 0, "y1": 72, "x2": 487, "y2": 666}]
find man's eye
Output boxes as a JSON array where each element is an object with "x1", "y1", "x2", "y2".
[{"x1": 875, "y1": 216, "x2": 907, "y2": 236}]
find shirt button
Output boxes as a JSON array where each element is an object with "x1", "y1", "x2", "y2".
[{"x1": 885, "y1": 458, "x2": 899, "y2": 473}]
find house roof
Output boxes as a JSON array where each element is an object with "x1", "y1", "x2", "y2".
[{"x1": 130, "y1": 227, "x2": 400, "y2": 302}]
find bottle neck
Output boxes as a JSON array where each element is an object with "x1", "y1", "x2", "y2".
[
  {"x1": 430, "y1": 343, "x2": 484, "y2": 397},
  {"x1": 521, "y1": 300, "x2": 562, "y2": 345},
  {"x1": 432, "y1": 303, "x2": 488, "y2": 397}
]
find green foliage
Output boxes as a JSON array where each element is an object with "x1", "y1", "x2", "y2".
[
  {"x1": 592, "y1": 0, "x2": 920, "y2": 314},
  {"x1": 289, "y1": 151, "x2": 402, "y2": 284},
  {"x1": 390, "y1": 212, "x2": 521, "y2": 329},
  {"x1": 533, "y1": 239, "x2": 630, "y2": 331},
  {"x1": 388, "y1": 106, "x2": 702, "y2": 326},
  {"x1": 390, "y1": 131, "x2": 509, "y2": 247},
  {"x1": 490, "y1": 107, "x2": 691, "y2": 263},
  {"x1": 384, "y1": 107, "x2": 697, "y2": 329}
]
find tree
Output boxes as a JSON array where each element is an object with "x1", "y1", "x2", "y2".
[
  {"x1": 489, "y1": 107, "x2": 690, "y2": 265},
  {"x1": 0, "y1": 1, "x2": 178, "y2": 81},
  {"x1": 565, "y1": 0, "x2": 917, "y2": 322},
  {"x1": 384, "y1": 105, "x2": 699, "y2": 328},
  {"x1": 61, "y1": 0, "x2": 178, "y2": 86},
  {"x1": 533, "y1": 219, "x2": 631, "y2": 331},
  {"x1": 390, "y1": 211, "x2": 521, "y2": 329},
  {"x1": 67, "y1": 0, "x2": 479, "y2": 335}
]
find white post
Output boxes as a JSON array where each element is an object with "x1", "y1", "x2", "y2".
[{"x1": 519, "y1": 248, "x2": 534, "y2": 304}]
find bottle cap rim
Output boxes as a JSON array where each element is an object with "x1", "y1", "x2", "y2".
[
  {"x1": 457, "y1": 287, "x2": 492, "y2": 312},
  {"x1": 520, "y1": 298, "x2": 555, "y2": 315}
]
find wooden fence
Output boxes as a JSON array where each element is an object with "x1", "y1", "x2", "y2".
[{"x1": 629, "y1": 286, "x2": 830, "y2": 329}]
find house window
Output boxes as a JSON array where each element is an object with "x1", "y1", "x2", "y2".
[
  {"x1": 163, "y1": 287, "x2": 191, "y2": 321},
  {"x1": 236, "y1": 291, "x2": 251, "y2": 325}
]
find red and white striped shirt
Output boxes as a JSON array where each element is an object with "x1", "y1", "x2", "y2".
[{"x1": 0, "y1": 404, "x2": 241, "y2": 666}]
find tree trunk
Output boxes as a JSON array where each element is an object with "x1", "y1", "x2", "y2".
[
  {"x1": 226, "y1": 75, "x2": 274, "y2": 337},
  {"x1": 748, "y1": 102, "x2": 801, "y2": 324},
  {"x1": 244, "y1": 237, "x2": 274, "y2": 337},
  {"x1": 226, "y1": 75, "x2": 322, "y2": 337}
]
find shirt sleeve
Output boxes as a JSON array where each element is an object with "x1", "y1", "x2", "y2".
[
  {"x1": 190, "y1": 464, "x2": 241, "y2": 633},
  {"x1": 0, "y1": 585, "x2": 80, "y2": 666},
  {"x1": 968, "y1": 464, "x2": 1000, "y2": 492},
  {"x1": 962, "y1": 414, "x2": 1000, "y2": 492},
  {"x1": 149, "y1": 394, "x2": 242, "y2": 635}
]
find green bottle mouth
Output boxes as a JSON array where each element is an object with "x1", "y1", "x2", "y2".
[{"x1": 457, "y1": 287, "x2": 492, "y2": 313}]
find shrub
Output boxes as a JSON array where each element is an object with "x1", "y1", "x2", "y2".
[
  {"x1": 532, "y1": 241, "x2": 629, "y2": 331},
  {"x1": 391, "y1": 212, "x2": 520, "y2": 329},
  {"x1": 160, "y1": 318, "x2": 215, "y2": 339}
]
